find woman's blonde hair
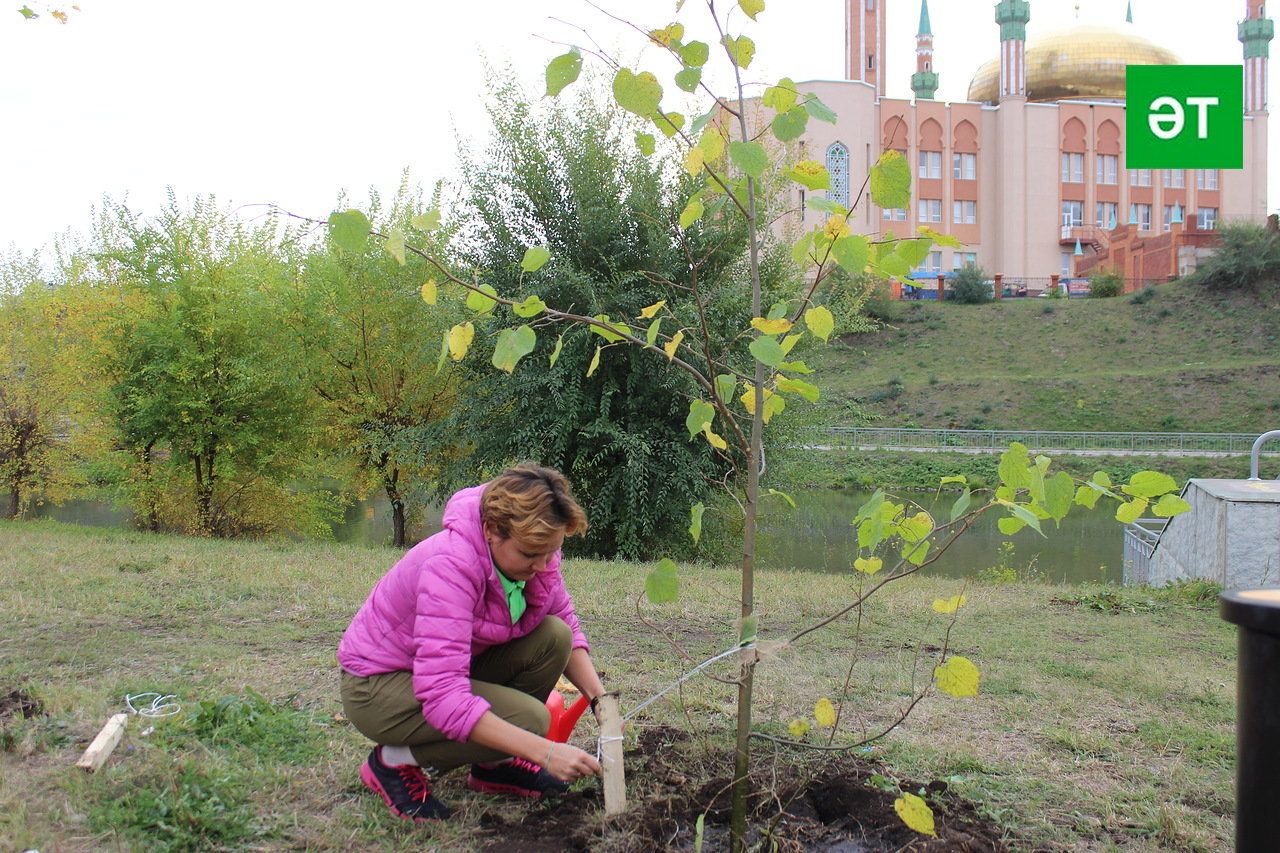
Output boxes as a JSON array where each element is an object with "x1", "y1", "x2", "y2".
[{"x1": 480, "y1": 463, "x2": 588, "y2": 549}]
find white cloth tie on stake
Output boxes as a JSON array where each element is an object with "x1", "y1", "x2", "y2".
[{"x1": 596, "y1": 735, "x2": 624, "y2": 764}]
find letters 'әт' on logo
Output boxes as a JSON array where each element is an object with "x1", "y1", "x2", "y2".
[{"x1": 1126, "y1": 65, "x2": 1244, "y2": 169}]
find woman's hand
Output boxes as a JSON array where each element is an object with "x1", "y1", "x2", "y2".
[{"x1": 543, "y1": 741, "x2": 601, "y2": 782}]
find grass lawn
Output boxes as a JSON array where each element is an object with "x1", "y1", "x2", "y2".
[
  {"x1": 1, "y1": 520, "x2": 1236, "y2": 852},
  {"x1": 813, "y1": 281, "x2": 1280, "y2": 434}
]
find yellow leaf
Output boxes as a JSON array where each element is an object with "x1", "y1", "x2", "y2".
[
  {"x1": 780, "y1": 332, "x2": 804, "y2": 355},
  {"x1": 787, "y1": 718, "x2": 810, "y2": 738},
  {"x1": 854, "y1": 556, "x2": 883, "y2": 575},
  {"x1": 683, "y1": 147, "x2": 706, "y2": 177},
  {"x1": 823, "y1": 215, "x2": 850, "y2": 241},
  {"x1": 934, "y1": 655, "x2": 981, "y2": 698},
  {"x1": 587, "y1": 345, "x2": 602, "y2": 377},
  {"x1": 932, "y1": 594, "x2": 967, "y2": 615},
  {"x1": 804, "y1": 306, "x2": 835, "y2": 342},
  {"x1": 739, "y1": 383, "x2": 779, "y2": 422},
  {"x1": 664, "y1": 330, "x2": 684, "y2": 361},
  {"x1": 648, "y1": 22, "x2": 685, "y2": 46},
  {"x1": 813, "y1": 698, "x2": 837, "y2": 728},
  {"x1": 894, "y1": 793, "x2": 937, "y2": 837},
  {"x1": 447, "y1": 322, "x2": 475, "y2": 361},
  {"x1": 698, "y1": 127, "x2": 726, "y2": 162},
  {"x1": 639, "y1": 300, "x2": 667, "y2": 319},
  {"x1": 703, "y1": 425, "x2": 727, "y2": 450},
  {"x1": 420, "y1": 279, "x2": 438, "y2": 305},
  {"x1": 751, "y1": 317, "x2": 793, "y2": 335}
]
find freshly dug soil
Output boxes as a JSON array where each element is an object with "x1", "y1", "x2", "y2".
[
  {"x1": 0, "y1": 687, "x2": 43, "y2": 721},
  {"x1": 478, "y1": 726, "x2": 1015, "y2": 852}
]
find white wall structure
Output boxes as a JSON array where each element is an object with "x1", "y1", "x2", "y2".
[{"x1": 1137, "y1": 479, "x2": 1280, "y2": 588}]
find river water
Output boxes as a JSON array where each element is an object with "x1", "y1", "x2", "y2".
[{"x1": 34, "y1": 487, "x2": 1123, "y2": 584}]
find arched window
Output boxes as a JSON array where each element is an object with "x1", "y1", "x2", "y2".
[{"x1": 826, "y1": 142, "x2": 850, "y2": 208}]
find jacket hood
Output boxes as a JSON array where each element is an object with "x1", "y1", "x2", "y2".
[{"x1": 441, "y1": 484, "x2": 489, "y2": 562}]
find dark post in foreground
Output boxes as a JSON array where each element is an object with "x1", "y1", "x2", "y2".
[{"x1": 1220, "y1": 588, "x2": 1280, "y2": 853}]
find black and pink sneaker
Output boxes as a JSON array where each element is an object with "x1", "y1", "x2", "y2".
[
  {"x1": 359, "y1": 746, "x2": 451, "y2": 821},
  {"x1": 467, "y1": 757, "x2": 571, "y2": 799}
]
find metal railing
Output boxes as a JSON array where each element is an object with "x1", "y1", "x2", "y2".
[
  {"x1": 824, "y1": 427, "x2": 1274, "y2": 455},
  {"x1": 1122, "y1": 518, "x2": 1169, "y2": 586}
]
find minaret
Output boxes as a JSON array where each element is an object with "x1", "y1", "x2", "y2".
[
  {"x1": 996, "y1": 0, "x2": 1031, "y2": 101},
  {"x1": 1126, "y1": 2, "x2": 1133, "y2": 24},
  {"x1": 845, "y1": 0, "x2": 887, "y2": 97},
  {"x1": 911, "y1": 0, "x2": 939, "y2": 100},
  {"x1": 1241, "y1": 0, "x2": 1274, "y2": 113}
]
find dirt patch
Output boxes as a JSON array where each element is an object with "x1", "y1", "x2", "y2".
[
  {"x1": 0, "y1": 687, "x2": 43, "y2": 720},
  {"x1": 477, "y1": 727, "x2": 1016, "y2": 852}
]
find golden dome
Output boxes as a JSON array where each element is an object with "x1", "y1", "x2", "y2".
[{"x1": 967, "y1": 25, "x2": 1181, "y2": 104}]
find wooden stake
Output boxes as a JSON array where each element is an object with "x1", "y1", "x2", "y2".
[
  {"x1": 75, "y1": 713, "x2": 128, "y2": 772},
  {"x1": 596, "y1": 693, "x2": 626, "y2": 815}
]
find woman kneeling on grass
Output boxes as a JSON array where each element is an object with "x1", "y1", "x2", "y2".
[{"x1": 338, "y1": 463, "x2": 606, "y2": 820}]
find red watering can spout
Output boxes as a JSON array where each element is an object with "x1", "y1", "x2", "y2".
[{"x1": 544, "y1": 690, "x2": 592, "y2": 743}]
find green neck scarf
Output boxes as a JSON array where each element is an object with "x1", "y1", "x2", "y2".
[{"x1": 495, "y1": 566, "x2": 527, "y2": 624}]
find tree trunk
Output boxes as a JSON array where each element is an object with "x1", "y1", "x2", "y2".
[
  {"x1": 385, "y1": 468, "x2": 406, "y2": 548},
  {"x1": 7, "y1": 486, "x2": 19, "y2": 520},
  {"x1": 193, "y1": 452, "x2": 215, "y2": 535},
  {"x1": 139, "y1": 442, "x2": 159, "y2": 533},
  {"x1": 730, "y1": 162, "x2": 767, "y2": 851}
]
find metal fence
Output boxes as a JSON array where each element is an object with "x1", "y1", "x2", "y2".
[
  {"x1": 824, "y1": 427, "x2": 1274, "y2": 455},
  {"x1": 1122, "y1": 518, "x2": 1169, "y2": 586}
]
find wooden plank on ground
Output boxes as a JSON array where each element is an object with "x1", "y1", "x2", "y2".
[{"x1": 75, "y1": 713, "x2": 128, "y2": 772}]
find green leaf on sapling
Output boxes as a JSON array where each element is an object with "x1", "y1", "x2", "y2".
[
  {"x1": 675, "y1": 67, "x2": 702, "y2": 92},
  {"x1": 869, "y1": 150, "x2": 911, "y2": 210},
  {"x1": 328, "y1": 209, "x2": 371, "y2": 253},
  {"x1": 729, "y1": 141, "x2": 768, "y2": 179},
  {"x1": 613, "y1": 68, "x2": 663, "y2": 117},
  {"x1": 521, "y1": 246, "x2": 551, "y2": 272},
  {"x1": 492, "y1": 325, "x2": 537, "y2": 373},
  {"x1": 645, "y1": 558, "x2": 680, "y2": 604},
  {"x1": 546, "y1": 49, "x2": 583, "y2": 96}
]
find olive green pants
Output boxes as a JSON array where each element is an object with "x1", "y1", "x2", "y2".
[{"x1": 340, "y1": 616, "x2": 572, "y2": 773}]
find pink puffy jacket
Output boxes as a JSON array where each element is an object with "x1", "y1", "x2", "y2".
[{"x1": 337, "y1": 484, "x2": 589, "y2": 742}]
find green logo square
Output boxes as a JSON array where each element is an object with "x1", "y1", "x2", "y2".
[{"x1": 1126, "y1": 65, "x2": 1243, "y2": 169}]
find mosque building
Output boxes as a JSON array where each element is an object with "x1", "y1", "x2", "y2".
[{"x1": 782, "y1": 0, "x2": 1272, "y2": 287}]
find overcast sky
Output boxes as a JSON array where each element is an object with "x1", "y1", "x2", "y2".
[{"x1": 2, "y1": 0, "x2": 1274, "y2": 254}]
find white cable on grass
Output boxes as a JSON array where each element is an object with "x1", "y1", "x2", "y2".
[{"x1": 125, "y1": 693, "x2": 181, "y2": 718}]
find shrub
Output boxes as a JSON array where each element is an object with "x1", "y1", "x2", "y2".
[
  {"x1": 1129, "y1": 286, "x2": 1157, "y2": 305},
  {"x1": 1190, "y1": 222, "x2": 1280, "y2": 290},
  {"x1": 1089, "y1": 272, "x2": 1123, "y2": 298},
  {"x1": 949, "y1": 264, "x2": 992, "y2": 304},
  {"x1": 858, "y1": 276, "x2": 900, "y2": 324}
]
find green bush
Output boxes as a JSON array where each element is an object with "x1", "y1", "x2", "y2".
[
  {"x1": 1088, "y1": 272, "x2": 1123, "y2": 298},
  {"x1": 821, "y1": 267, "x2": 884, "y2": 332},
  {"x1": 1191, "y1": 222, "x2": 1280, "y2": 291},
  {"x1": 949, "y1": 264, "x2": 992, "y2": 304},
  {"x1": 856, "y1": 275, "x2": 900, "y2": 324},
  {"x1": 1129, "y1": 286, "x2": 1157, "y2": 305}
]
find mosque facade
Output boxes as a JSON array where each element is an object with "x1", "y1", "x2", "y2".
[{"x1": 784, "y1": 0, "x2": 1273, "y2": 283}]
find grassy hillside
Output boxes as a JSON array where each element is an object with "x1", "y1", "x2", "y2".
[{"x1": 813, "y1": 281, "x2": 1280, "y2": 433}]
